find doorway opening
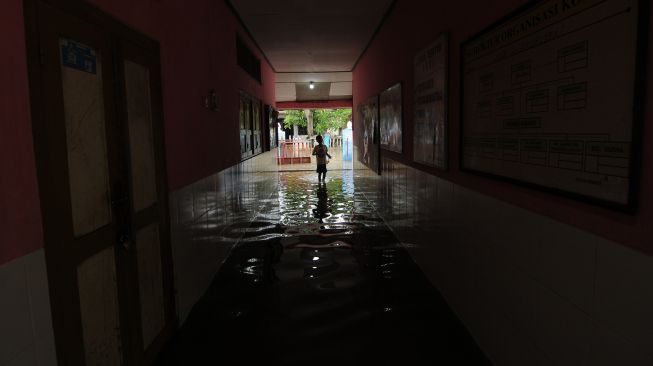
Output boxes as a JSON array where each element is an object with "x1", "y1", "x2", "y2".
[{"x1": 259, "y1": 108, "x2": 355, "y2": 172}]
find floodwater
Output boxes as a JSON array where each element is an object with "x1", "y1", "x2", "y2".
[{"x1": 157, "y1": 171, "x2": 491, "y2": 365}]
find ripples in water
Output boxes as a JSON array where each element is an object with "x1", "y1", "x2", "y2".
[{"x1": 157, "y1": 171, "x2": 491, "y2": 366}]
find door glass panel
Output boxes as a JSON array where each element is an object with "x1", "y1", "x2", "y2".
[
  {"x1": 253, "y1": 102, "x2": 260, "y2": 152},
  {"x1": 240, "y1": 97, "x2": 247, "y2": 156},
  {"x1": 239, "y1": 97, "x2": 245, "y2": 129},
  {"x1": 77, "y1": 246, "x2": 122, "y2": 365},
  {"x1": 60, "y1": 38, "x2": 111, "y2": 237},
  {"x1": 135, "y1": 224, "x2": 165, "y2": 348},
  {"x1": 244, "y1": 99, "x2": 251, "y2": 130},
  {"x1": 124, "y1": 60, "x2": 157, "y2": 211},
  {"x1": 245, "y1": 99, "x2": 252, "y2": 155},
  {"x1": 253, "y1": 103, "x2": 260, "y2": 131}
]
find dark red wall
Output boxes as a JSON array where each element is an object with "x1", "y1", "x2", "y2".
[
  {"x1": 0, "y1": 0, "x2": 43, "y2": 264},
  {"x1": 277, "y1": 100, "x2": 353, "y2": 109},
  {"x1": 353, "y1": 0, "x2": 653, "y2": 255},
  {"x1": 89, "y1": 0, "x2": 276, "y2": 190},
  {"x1": 0, "y1": 0, "x2": 275, "y2": 265}
]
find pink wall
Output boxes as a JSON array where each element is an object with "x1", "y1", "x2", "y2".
[
  {"x1": 89, "y1": 0, "x2": 276, "y2": 190},
  {"x1": 0, "y1": 0, "x2": 275, "y2": 265},
  {"x1": 353, "y1": 0, "x2": 653, "y2": 255},
  {"x1": 0, "y1": 0, "x2": 43, "y2": 264}
]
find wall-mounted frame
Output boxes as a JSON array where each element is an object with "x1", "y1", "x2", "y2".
[
  {"x1": 356, "y1": 95, "x2": 381, "y2": 174},
  {"x1": 265, "y1": 105, "x2": 278, "y2": 150},
  {"x1": 380, "y1": 82, "x2": 403, "y2": 153},
  {"x1": 239, "y1": 91, "x2": 263, "y2": 159},
  {"x1": 413, "y1": 33, "x2": 449, "y2": 169},
  {"x1": 460, "y1": 0, "x2": 648, "y2": 212}
]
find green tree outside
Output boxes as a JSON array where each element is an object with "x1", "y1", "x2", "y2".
[
  {"x1": 313, "y1": 109, "x2": 352, "y2": 134},
  {"x1": 282, "y1": 108, "x2": 351, "y2": 135},
  {"x1": 282, "y1": 109, "x2": 307, "y2": 129}
]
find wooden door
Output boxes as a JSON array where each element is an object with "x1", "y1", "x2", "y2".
[
  {"x1": 244, "y1": 97, "x2": 253, "y2": 157},
  {"x1": 26, "y1": 1, "x2": 175, "y2": 364},
  {"x1": 253, "y1": 100, "x2": 262, "y2": 154},
  {"x1": 118, "y1": 39, "x2": 176, "y2": 364},
  {"x1": 239, "y1": 97, "x2": 248, "y2": 157},
  {"x1": 268, "y1": 106, "x2": 278, "y2": 150}
]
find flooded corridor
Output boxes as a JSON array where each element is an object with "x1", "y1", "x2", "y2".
[
  {"x1": 7, "y1": 1, "x2": 652, "y2": 364},
  {"x1": 157, "y1": 171, "x2": 490, "y2": 365}
]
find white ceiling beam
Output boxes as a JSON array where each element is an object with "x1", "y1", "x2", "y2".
[
  {"x1": 275, "y1": 72, "x2": 352, "y2": 83},
  {"x1": 275, "y1": 83, "x2": 297, "y2": 101}
]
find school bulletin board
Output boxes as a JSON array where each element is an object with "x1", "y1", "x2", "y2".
[{"x1": 460, "y1": 0, "x2": 645, "y2": 210}]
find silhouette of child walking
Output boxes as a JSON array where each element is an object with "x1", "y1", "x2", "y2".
[{"x1": 312, "y1": 135, "x2": 331, "y2": 183}]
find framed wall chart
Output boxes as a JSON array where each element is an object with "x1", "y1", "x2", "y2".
[
  {"x1": 414, "y1": 33, "x2": 449, "y2": 169},
  {"x1": 460, "y1": 0, "x2": 646, "y2": 211}
]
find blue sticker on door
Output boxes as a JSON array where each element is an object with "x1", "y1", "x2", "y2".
[{"x1": 60, "y1": 39, "x2": 97, "y2": 74}]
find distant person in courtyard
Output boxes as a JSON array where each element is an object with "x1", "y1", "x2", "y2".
[{"x1": 312, "y1": 135, "x2": 331, "y2": 183}]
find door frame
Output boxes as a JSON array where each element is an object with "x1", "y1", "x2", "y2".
[
  {"x1": 23, "y1": 0, "x2": 176, "y2": 364},
  {"x1": 239, "y1": 90, "x2": 263, "y2": 160},
  {"x1": 117, "y1": 38, "x2": 177, "y2": 364}
]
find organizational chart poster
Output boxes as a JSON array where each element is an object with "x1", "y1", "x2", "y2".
[
  {"x1": 414, "y1": 34, "x2": 448, "y2": 169},
  {"x1": 461, "y1": 0, "x2": 642, "y2": 208}
]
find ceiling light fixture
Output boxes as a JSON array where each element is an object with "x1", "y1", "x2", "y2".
[{"x1": 309, "y1": 81, "x2": 315, "y2": 89}]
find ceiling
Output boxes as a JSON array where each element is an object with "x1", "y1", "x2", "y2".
[
  {"x1": 229, "y1": 0, "x2": 394, "y2": 102},
  {"x1": 275, "y1": 72, "x2": 352, "y2": 102},
  {"x1": 229, "y1": 0, "x2": 394, "y2": 72}
]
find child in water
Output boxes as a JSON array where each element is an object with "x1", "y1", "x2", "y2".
[{"x1": 312, "y1": 135, "x2": 332, "y2": 182}]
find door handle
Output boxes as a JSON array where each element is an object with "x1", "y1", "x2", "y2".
[{"x1": 118, "y1": 234, "x2": 131, "y2": 250}]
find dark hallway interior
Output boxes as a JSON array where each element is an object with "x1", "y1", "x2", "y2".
[{"x1": 2, "y1": 0, "x2": 653, "y2": 365}]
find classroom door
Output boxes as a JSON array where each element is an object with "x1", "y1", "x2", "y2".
[{"x1": 28, "y1": 1, "x2": 175, "y2": 364}]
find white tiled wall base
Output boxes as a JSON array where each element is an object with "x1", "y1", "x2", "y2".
[
  {"x1": 363, "y1": 158, "x2": 653, "y2": 366},
  {"x1": 169, "y1": 156, "x2": 279, "y2": 324},
  {"x1": 0, "y1": 249, "x2": 57, "y2": 366}
]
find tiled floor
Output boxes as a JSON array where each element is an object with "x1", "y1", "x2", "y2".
[{"x1": 157, "y1": 170, "x2": 491, "y2": 365}]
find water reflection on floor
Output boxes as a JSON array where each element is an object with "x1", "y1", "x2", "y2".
[{"x1": 157, "y1": 171, "x2": 491, "y2": 365}]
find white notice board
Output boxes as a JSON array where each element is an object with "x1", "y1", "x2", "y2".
[{"x1": 460, "y1": 0, "x2": 645, "y2": 210}]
